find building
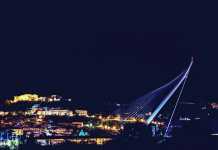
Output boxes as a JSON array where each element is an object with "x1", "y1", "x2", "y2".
[{"x1": 75, "y1": 110, "x2": 88, "y2": 116}]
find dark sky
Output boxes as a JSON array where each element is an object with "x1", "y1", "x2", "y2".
[{"x1": 0, "y1": 2, "x2": 218, "y2": 104}]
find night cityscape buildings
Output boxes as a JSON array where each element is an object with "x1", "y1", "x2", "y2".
[
  {"x1": 0, "y1": 59, "x2": 218, "y2": 150},
  {"x1": 1, "y1": 1, "x2": 218, "y2": 150}
]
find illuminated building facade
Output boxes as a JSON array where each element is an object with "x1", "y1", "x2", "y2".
[{"x1": 75, "y1": 109, "x2": 88, "y2": 116}]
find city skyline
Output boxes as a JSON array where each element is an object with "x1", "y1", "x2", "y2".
[{"x1": 1, "y1": 2, "x2": 218, "y2": 149}]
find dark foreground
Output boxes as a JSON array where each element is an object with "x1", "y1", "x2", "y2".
[{"x1": 12, "y1": 136, "x2": 218, "y2": 150}]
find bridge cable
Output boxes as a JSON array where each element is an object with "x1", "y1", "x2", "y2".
[{"x1": 164, "y1": 72, "x2": 189, "y2": 137}]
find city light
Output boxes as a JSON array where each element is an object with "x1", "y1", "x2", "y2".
[{"x1": 0, "y1": 93, "x2": 165, "y2": 149}]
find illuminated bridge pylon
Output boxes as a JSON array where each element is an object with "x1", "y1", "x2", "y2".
[{"x1": 115, "y1": 58, "x2": 193, "y2": 129}]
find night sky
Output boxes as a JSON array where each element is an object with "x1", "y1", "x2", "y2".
[{"x1": 0, "y1": 2, "x2": 218, "y2": 105}]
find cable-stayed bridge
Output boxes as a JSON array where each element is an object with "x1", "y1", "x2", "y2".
[{"x1": 114, "y1": 58, "x2": 193, "y2": 135}]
